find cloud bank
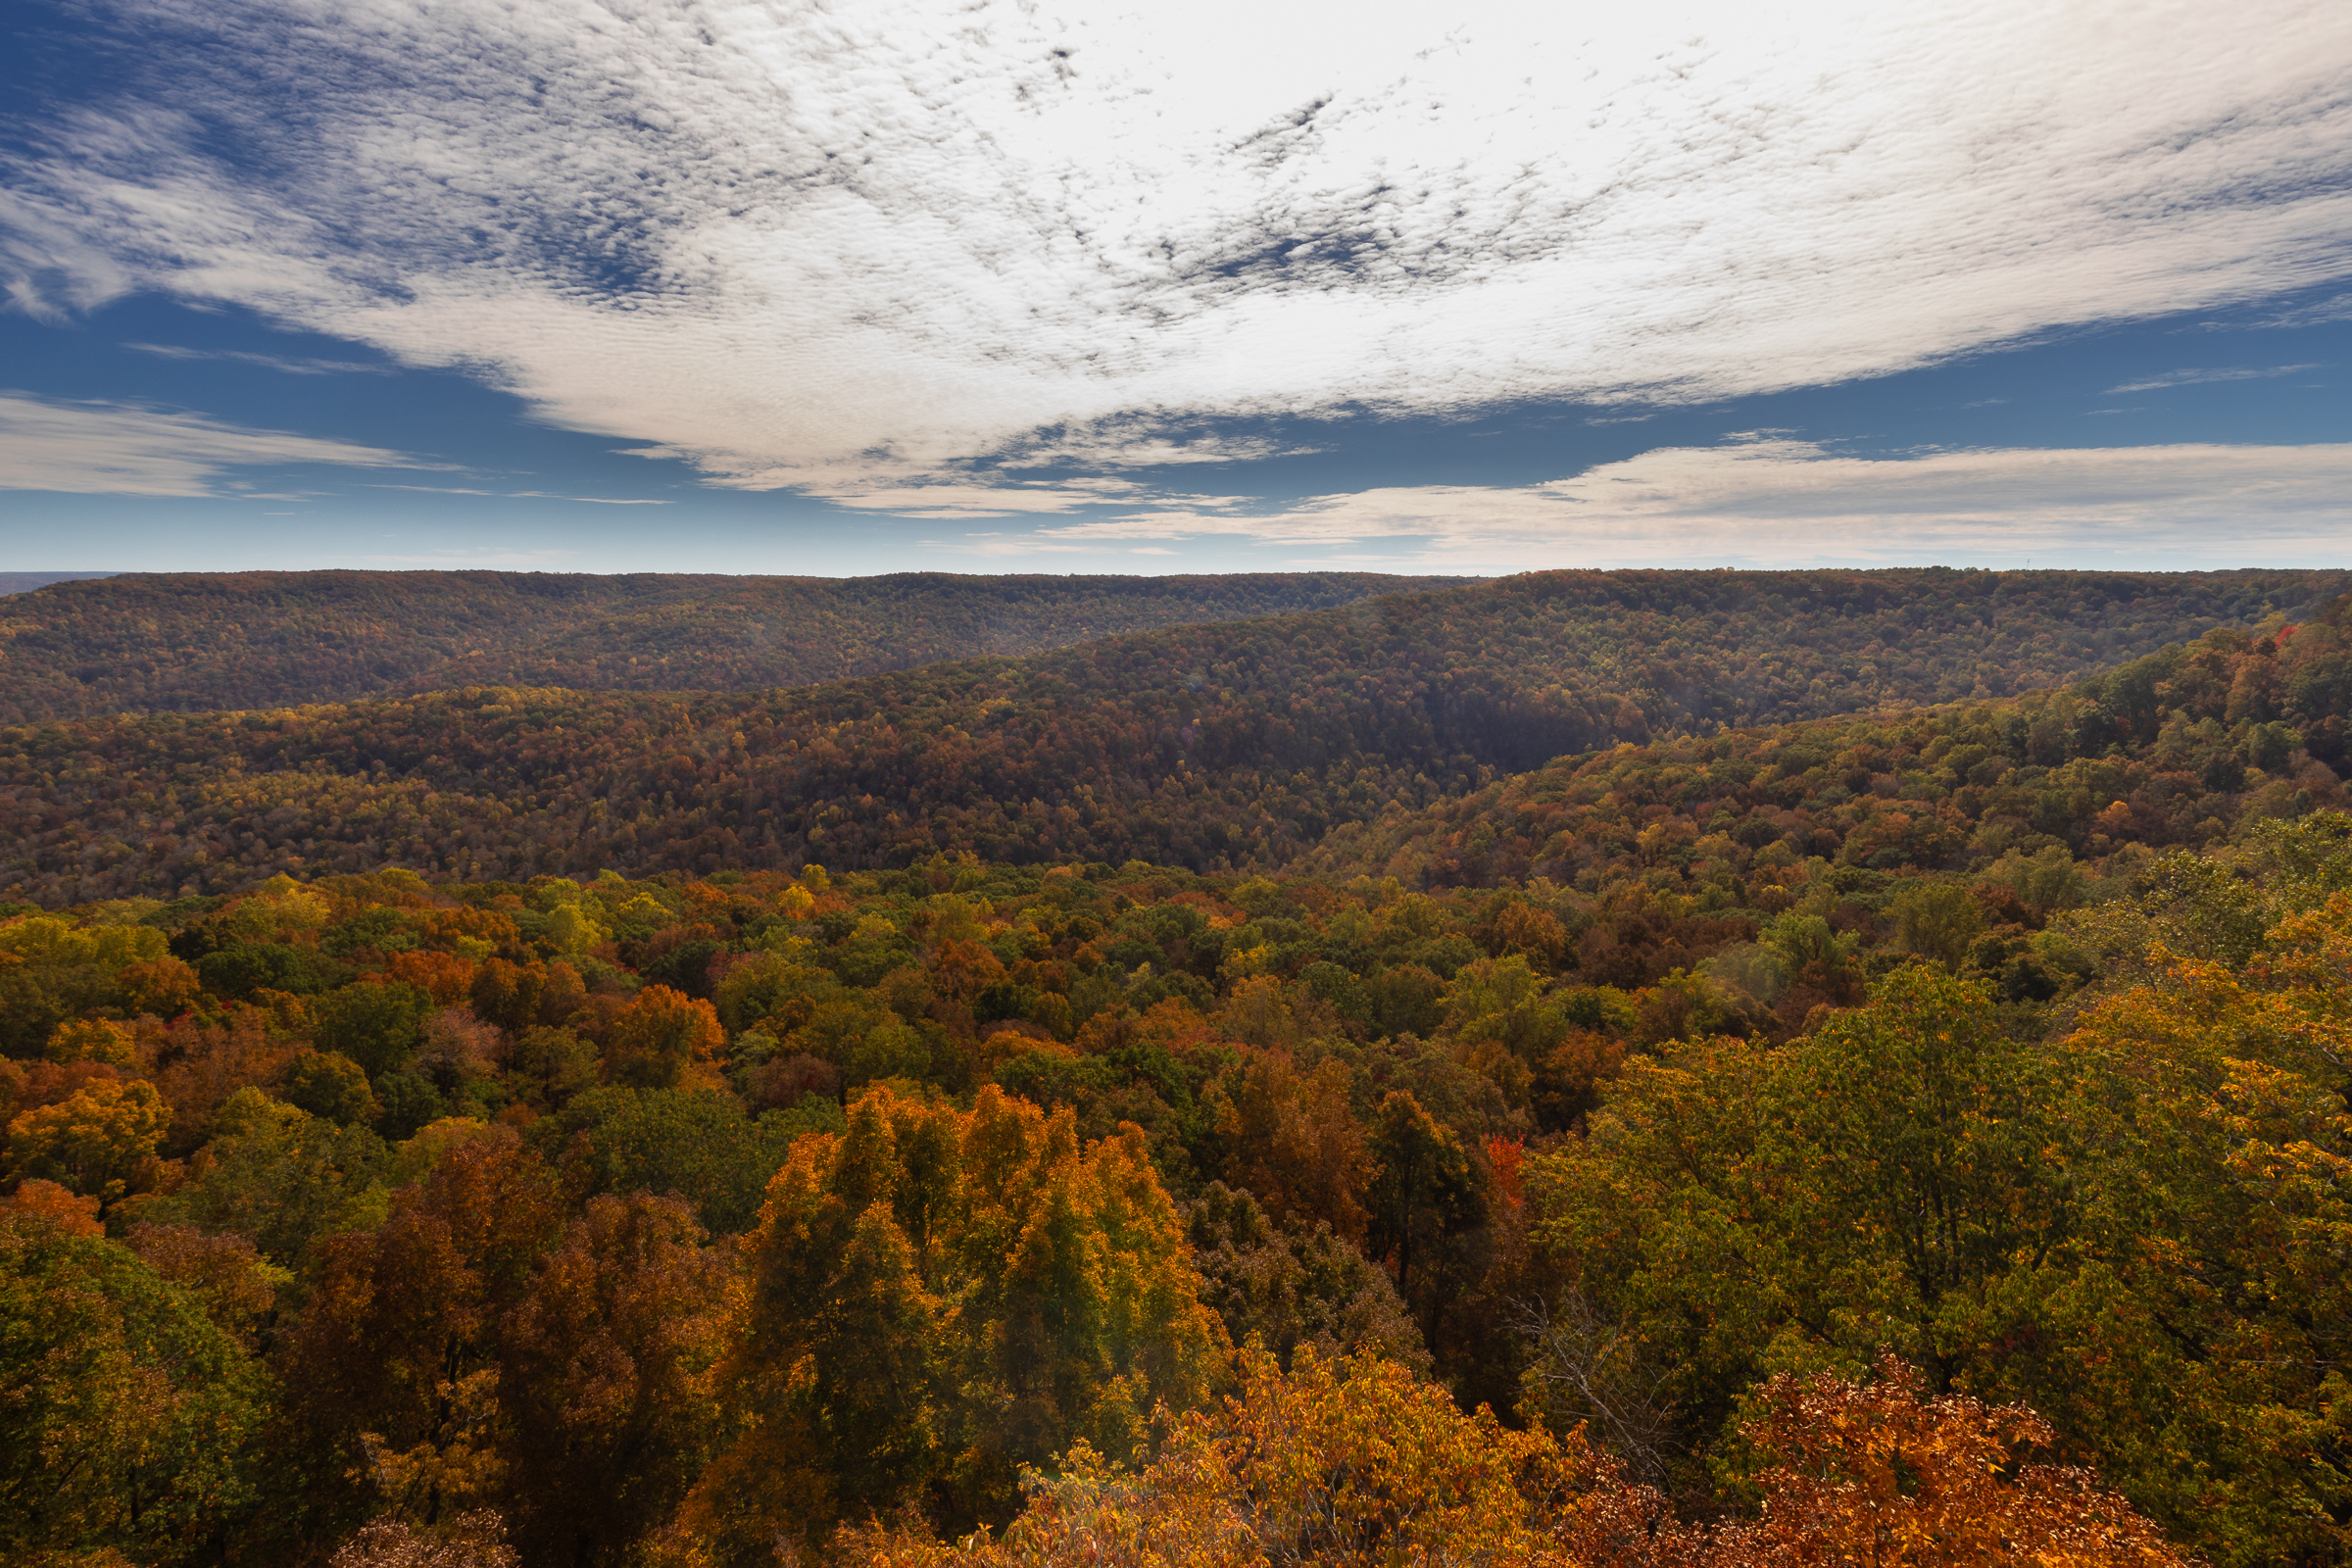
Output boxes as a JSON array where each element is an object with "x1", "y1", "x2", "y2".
[
  {"x1": 3, "y1": 0, "x2": 2348, "y2": 503},
  {"x1": 1033, "y1": 442, "x2": 2352, "y2": 570},
  {"x1": 0, "y1": 393, "x2": 410, "y2": 495}
]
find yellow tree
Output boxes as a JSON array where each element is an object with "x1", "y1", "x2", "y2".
[
  {"x1": 687, "y1": 1083, "x2": 1222, "y2": 1560},
  {"x1": 835, "y1": 1349, "x2": 2185, "y2": 1568},
  {"x1": 2023, "y1": 891, "x2": 2352, "y2": 1564},
  {"x1": 6, "y1": 1077, "x2": 171, "y2": 1208}
]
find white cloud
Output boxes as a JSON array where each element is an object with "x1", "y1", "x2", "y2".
[
  {"x1": 364, "y1": 479, "x2": 674, "y2": 503},
  {"x1": 1036, "y1": 440, "x2": 2352, "y2": 569},
  {"x1": 2233, "y1": 292, "x2": 2352, "y2": 330},
  {"x1": 0, "y1": 392, "x2": 412, "y2": 495},
  {"x1": 508, "y1": 491, "x2": 672, "y2": 505},
  {"x1": 5, "y1": 0, "x2": 2351, "y2": 499},
  {"x1": 2105, "y1": 365, "x2": 2325, "y2": 393},
  {"x1": 1001, "y1": 429, "x2": 1320, "y2": 468},
  {"x1": 803, "y1": 479, "x2": 1147, "y2": 519},
  {"x1": 123, "y1": 342, "x2": 390, "y2": 374}
]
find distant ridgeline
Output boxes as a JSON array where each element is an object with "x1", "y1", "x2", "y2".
[
  {"x1": 0, "y1": 571, "x2": 117, "y2": 598},
  {"x1": 0, "y1": 566, "x2": 2344, "y2": 905},
  {"x1": 0, "y1": 568, "x2": 1469, "y2": 720}
]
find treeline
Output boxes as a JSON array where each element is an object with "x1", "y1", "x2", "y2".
[
  {"x1": 10, "y1": 812, "x2": 2352, "y2": 1563},
  {"x1": 0, "y1": 569, "x2": 1465, "y2": 720},
  {"x1": 2, "y1": 568, "x2": 2342, "y2": 905}
]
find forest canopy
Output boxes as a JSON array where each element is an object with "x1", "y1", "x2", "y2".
[
  {"x1": 6, "y1": 800, "x2": 2352, "y2": 1564},
  {"x1": 6, "y1": 565, "x2": 2351, "y2": 1567}
]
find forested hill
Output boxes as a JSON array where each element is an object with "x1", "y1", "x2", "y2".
[
  {"x1": 0, "y1": 567, "x2": 2340, "y2": 905},
  {"x1": 1294, "y1": 593, "x2": 2352, "y2": 890},
  {"x1": 0, "y1": 569, "x2": 1468, "y2": 720}
]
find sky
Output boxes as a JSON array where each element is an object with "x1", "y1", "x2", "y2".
[{"x1": 1, "y1": 0, "x2": 2349, "y2": 577}]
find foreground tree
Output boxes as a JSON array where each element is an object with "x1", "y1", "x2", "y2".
[
  {"x1": 268, "y1": 1127, "x2": 563, "y2": 1546},
  {"x1": 498, "y1": 1193, "x2": 730, "y2": 1568},
  {"x1": 0, "y1": 1205, "x2": 264, "y2": 1564},
  {"x1": 1692, "y1": 1355, "x2": 2182, "y2": 1568},
  {"x1": 682, "y1": 1083, "x2": 1224, "y2": 1559},
  {"x1": 836, "y1": 1348, "x2": 2182, "y2": 1568}
]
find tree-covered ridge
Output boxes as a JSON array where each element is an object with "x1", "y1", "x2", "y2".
[
  {"x1": 7, "y1": 814, "x2": 2350, "y2": 1563},
  {"x1": 0, "y1": 569, "x2": 1469, "y2": 721},
  {"x1": 2, "y1": 567, "x2": 2342, "y2": 905},
  {"x1": 1301, "y1": 593, "x2": 2352, "y2": 893}
]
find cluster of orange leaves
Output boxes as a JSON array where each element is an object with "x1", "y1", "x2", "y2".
[{"x1": 843, "y1": 1348, "x2": 2182, "y2": 1568}]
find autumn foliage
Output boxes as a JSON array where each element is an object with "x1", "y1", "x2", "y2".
[
  {"x1": 839, "y1": 1346, "x2": 2184, "y2": 1568},
  {"x1": 4, "y1": 581, "x2": 2349, "y2": 1565},
  {"x1": 4, "y1": 569, "x2": 2341, "y2": 904}
]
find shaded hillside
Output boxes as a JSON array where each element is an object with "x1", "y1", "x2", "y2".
[
  {"x1": 0, "y1": 569, "x2": 1467, "y2": 720},
  {"x1": 1295, "y1": 596, "x2": 2352, "y2": 901},
  {"x1": 0, "y1": 568, "x2": 2340, "y2": 905}
]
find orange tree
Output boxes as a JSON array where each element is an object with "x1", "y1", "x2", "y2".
[{"x1": 834, "y1": 1346, "x2": 2184, "y2": 1568}]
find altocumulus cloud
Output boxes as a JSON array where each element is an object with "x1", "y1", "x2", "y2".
[
  {"x1": 3, "y1": 0, "x2": 2350, "y2": 507},
  {"x1": 1032, "y1": 442, "x2": 2352, "y2": 571}
]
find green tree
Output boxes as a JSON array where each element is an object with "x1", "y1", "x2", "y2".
[
  {"x1": 1889, "y1": 881, "x2": 1985, "y2": 966},
  {"x1": 144, "y1": 1089, "x2": 391, "y2": 1265},
  {"x1": 549, "y1": 1087, "x2": 800, "y2": 1235},
  {"x1": 284, "y1": 1050, "x2": 379, "y2": 1125},
  {"x1": 1767, "y1": 966, "x2": 2069, "y2": 1366},
  {"x1": 1364, "y1": 1091, "x2": 1486, "y2": 1345},
  {"x1": 314, "y1": 982, "x2": 432, "y2": 1079},
  {"x1": 0, "y1": 1208, "x2": 264, "y2": 1562}
]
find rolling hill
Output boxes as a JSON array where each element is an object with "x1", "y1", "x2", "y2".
[
  {"x1": 1, "y1": 565, "x2": 2342, "y2": 905},
  {"x1": 0, "y1": 568, "x2": 1467, "y2": 720}
]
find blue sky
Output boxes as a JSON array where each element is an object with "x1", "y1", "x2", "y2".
[{"x1": 3, "y1": 0, "x2": 2349, "y2": 576}]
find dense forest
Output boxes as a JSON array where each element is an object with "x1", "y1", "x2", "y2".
[
  {"x1": 1302, "y1": 600, "x2": 2352, "y2": 889},
  {"x1": 1, "y1": 568, "x2": 2342, "y2": 905},
  {"x1": 7, "y1": 804, "x2": 2347, "y2": 1564},
  {"x1": 0, "y1": 570, "x2": 1466, "y2": 721},
  {"x1": 9, "y1": 564, "x2": 2352, "y2": 1568}
]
